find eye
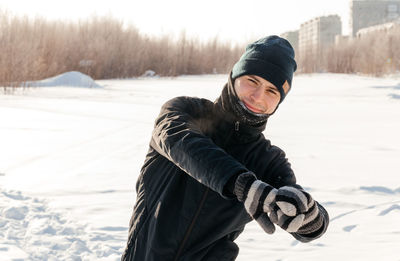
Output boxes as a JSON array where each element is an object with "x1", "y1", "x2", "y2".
[{"x1": 266, "y1": 88, "x2": 278, "y2": 95}]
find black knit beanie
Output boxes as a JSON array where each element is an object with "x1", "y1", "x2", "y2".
[{"x1": 231, "y1": 35, "x2": 297, "y2": 103}]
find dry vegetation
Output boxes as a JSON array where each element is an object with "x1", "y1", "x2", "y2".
[
  {"x1": 1, "y1": 10, "x2": 399, "y2": 89},
  {"x1": 299, "y1": 26, "x2": 400, "y2": 76},
  {"x1": 0, "y1": 11, "x2": 243, "y2": 87}
]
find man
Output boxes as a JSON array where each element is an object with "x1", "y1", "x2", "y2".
[{"x1": 122, "y1": 35, "x2": 329, "y2": 261}]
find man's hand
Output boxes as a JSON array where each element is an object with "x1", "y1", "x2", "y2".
[
  {"x1": 233, "y1": 174, "x2": 325, "y2": 236},
  {"x1": 270, "y1": 186, "x2": 324, "y2": 235},
  {"x1": 233, "y1": 172, "x2": 278, "y2": 234}
]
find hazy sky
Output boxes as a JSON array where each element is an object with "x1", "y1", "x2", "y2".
[{"x1": 0, "y1": 0, "x2": 351, "y2": 43}]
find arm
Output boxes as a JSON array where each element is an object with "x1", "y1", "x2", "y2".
[{"x1": 150, "y1": 96, "x2": 248, "y2": 198}]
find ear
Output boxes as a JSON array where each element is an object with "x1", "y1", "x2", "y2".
[{"x1": 282, "y1": 80, "x2": 290, "y2": 95}]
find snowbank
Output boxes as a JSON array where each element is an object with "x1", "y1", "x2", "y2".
[
  {"x1": 0, "y1": 189, "x2": 122, "y2": 260},
  {"x1": 27, "y1": 71, "x2": 102, "y2": 88}
]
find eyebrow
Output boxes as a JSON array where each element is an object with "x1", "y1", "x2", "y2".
[{"x1": 249, "y1": 75, "x2": 261, "y2": 83}]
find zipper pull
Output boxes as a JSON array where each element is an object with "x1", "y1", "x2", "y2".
[{"x1": 235, "y1": 121, "x2": 240, "y2": 131}]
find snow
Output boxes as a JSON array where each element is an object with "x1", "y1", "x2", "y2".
[
  {"x1": 1, "y1": 72, "x2": 400, "y2": 260},
  {"x1": 26, "y1": 71, "x2": 102, "y2": 88}
]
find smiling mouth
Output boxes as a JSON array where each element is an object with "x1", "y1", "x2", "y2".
[{"x1": 243, "y1": 101, "x2": 264, "y2": 114}]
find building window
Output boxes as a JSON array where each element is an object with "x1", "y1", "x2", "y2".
[{"x1": 388, "y1": 4, "x2": 398, "y2": 12}]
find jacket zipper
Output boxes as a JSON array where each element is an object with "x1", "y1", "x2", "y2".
[
  {"x1": 174, "y1": 187, "x2": 209, "y2": 261},
  {"x1": 222, "y1": 121, "x2": 240, "y2": 149},
  {"x1": 235, "y1": 121, "x2": 240, "y2": 132}
]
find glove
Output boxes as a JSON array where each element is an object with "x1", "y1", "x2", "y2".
[
  {"x1": 270, "y1": 186, "x2": 324, "y2": 234},
  {"x1": 269, "y1": 204, "x2": 305, "y2": 233},
  {"x1": 296, "y1": 200, "x2": 325, "y2": 235},
  {"x1": 233, "y1": 172, "x2": 278, "y2": 234},
  {"x1": 275, "y1": 186, "x2": 311, "y2": 216}
]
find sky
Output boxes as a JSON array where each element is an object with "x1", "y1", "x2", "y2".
[{"x1": 0, "y1": 0, "x2": 351, "y2": 44}]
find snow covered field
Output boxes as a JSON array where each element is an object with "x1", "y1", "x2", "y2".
[{"x1": 1, "y1": 73, "x2": 400, "y2": 260}]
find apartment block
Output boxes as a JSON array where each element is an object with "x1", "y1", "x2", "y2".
[
  {"x1": 356, "y1": 18, "x2": 400, "y2": 37},
  {"x1": 280, "y1": 30, "x2": 299, "y2": 57},
  {"x1": 299, "y1": 15, "x2": 342, "y2": 61},
  {"x1": 350, "y1": 0, "x2": 400, "y2": 36}
]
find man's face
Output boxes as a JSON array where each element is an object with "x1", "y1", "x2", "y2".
[{"x1": 234, "y1": 75, "x2": 281, "y2": 115}]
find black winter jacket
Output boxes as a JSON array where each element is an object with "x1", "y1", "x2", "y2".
[{"x1": 122, "y1": 82, "x2": 328, "y2": 261}]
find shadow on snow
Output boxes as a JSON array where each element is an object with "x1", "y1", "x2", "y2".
[{"x1": 371, "y1": 83, "x2": 400, "y2": 100}]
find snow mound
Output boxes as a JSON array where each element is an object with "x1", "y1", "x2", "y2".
[
  {"x1": 141, "y1": 70, "x2": 158, "y2": 77},
  {"x1": 28, "y1": 71, "x2": 102, "y2": 88}
]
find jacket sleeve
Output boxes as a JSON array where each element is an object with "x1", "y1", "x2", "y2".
[
  {"x1": 262, "y1": 145, "x2": 329, "y2": 242},
  {"x1": 150, "y1": 96, "x2": 249, "y2": 198},
  {"x1": 259, "y1": 142, "x2": 297, "y2": 188}
]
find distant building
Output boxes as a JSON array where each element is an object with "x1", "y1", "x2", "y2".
[
  {"x1": 280, "y1": 30, "x2": 299, "y2": 57},
  {"x1": 350, "y1": 0, "x2": 400, "y2": 37},
  {"x1": 356, "y1": 18, "x2": 400, "y2": 37},
  {"x1": 335, "y1": 35, "x2": 350, "y2": 45},
  {"x1": 299, "y1": 15, "x2": 342, "y2": 62}
]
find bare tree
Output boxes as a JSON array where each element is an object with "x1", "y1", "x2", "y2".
[{"x1": 0, "y1": 13, "x2": 243, "y2": 88}]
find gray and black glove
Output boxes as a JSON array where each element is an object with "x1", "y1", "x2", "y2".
[
  {"x1": 270, "y1": 186, "x2": 324, "y2": 235},
  {"x1": 233, "y1": 172, "x2": 278, "y2": 234},
  {"x1": 232, "y1": 173, "x2": 326, "y2": 236}
]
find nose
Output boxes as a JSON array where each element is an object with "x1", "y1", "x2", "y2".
[{"x1": 250, "y1": 86, "x2": 264, "y2": 102}]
